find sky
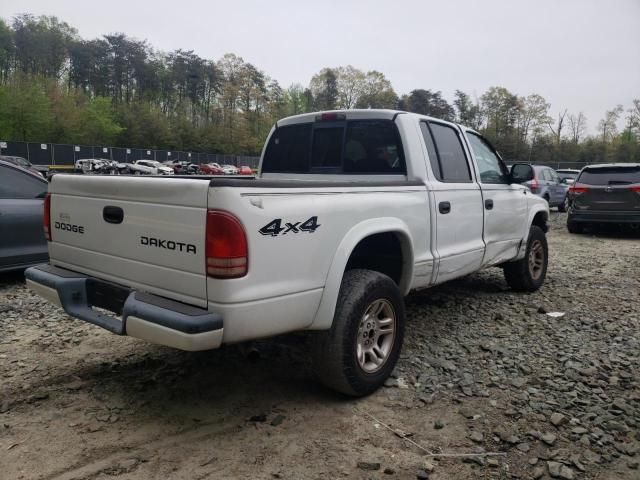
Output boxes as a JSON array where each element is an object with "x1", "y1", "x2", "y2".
[{"x1": 1, "y1": 0, "x2": 639, "y2": 133}]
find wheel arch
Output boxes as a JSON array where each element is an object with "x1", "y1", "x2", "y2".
[{"x1": 308, "y1": 218, "x2": 414, "y2": 330}]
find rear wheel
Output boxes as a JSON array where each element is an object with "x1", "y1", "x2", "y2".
[
  {"x1": 312, "y1": 269, "x2": 405, "y2": 396},
  {"x1": 503, "y1": 225, "x2": 548, "y2": 292}
]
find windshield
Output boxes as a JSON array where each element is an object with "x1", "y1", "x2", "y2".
[{"x1": 577, "y1": 166, "x2": 640, "y2": 185}]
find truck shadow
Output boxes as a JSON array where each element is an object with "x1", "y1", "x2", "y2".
[{"x1": 0, "y1": 269, "x2": 26, "y2": 288}]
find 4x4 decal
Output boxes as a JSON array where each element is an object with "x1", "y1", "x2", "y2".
[{"x1": 259, "y1": 216, "x2": 321, "y2": 237}]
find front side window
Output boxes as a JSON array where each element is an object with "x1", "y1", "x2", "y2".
[
  {"x1": 466, "y1": 132, "x2": 509, "y2": 184},
  {"x1": 0, "y1": 165, "x2": 47, "y2": 199},
  {"x1": 421, "y1": 122, "x2": 472, "y2": 183}
]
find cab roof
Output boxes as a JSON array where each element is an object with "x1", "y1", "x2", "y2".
[{"x1": 276, "y1": 109, "x2": 465, "y2": 129}]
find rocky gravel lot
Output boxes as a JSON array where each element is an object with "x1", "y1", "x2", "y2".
[{"x1": 0, "y1": 213, "x2": 638, "y2": 480}]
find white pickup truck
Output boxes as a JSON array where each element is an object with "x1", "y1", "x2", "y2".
[{"x1": 26, "y1": 110, "x2": 549, "y2": 396}]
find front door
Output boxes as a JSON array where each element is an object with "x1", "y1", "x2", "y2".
[
  {"x1": 420, "y1": 121, "x2": 485, "y2": 284},
  {"x1": 464, "y1": 132, "x2": 529, "y2": 267}
]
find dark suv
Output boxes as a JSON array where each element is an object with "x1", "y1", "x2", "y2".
[{"x1": 567, "y1": 163, "x2": 640, "y2": 233}]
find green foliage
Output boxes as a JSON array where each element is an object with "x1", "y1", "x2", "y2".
[
  {"x1": 0, "y1": 77, "x2": 52, "y2": 141},
  {"x1": 0, "y1": 13, "x2": 637, "y2": 164}
]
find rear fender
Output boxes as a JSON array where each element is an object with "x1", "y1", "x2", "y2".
[{"x1": 308, "y1": 218, "x2": 414, "y2": 330}]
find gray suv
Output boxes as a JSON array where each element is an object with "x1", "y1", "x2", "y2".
[
  {"x1": 567, "y1": 163, "x2": 640, "y2": 233},
  {"x1": 0, "y1": 160, "x2": 49, "y2": 272},
  {"x1": 512, "y1": 165, "x2": 569, "y2": 211}
]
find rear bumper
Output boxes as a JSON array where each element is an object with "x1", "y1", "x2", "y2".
[
  {"x1": 568, "y1": 210, "x2": 640, "y2": 224},
  {"x1": 24, "y1": 264, "x2": 223, "y2": 351}
]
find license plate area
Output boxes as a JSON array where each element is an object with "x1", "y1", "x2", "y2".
[{"x1": 86, "y1": 278, "x2": 131, "y2": 315}]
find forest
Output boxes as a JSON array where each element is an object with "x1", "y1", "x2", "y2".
[{"x1": 0, "y1": 14, "x2": 638, "y2": 164}]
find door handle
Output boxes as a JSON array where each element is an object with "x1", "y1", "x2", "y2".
[
  {"x1": 438, "y1": 201, "x2": 451, "y2": 214},
  {"x1": 484, "y1": 199, "x2": 494, "y2": 210},
  {"x1": 103, "y1": 206, "x2": 124, "y2": 224}
]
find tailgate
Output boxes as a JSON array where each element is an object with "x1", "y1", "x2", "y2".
[
  {"x1": 575, "y1": 186, "x2": 640, "y2": 211},
  {"x1": 48, "y1": 175, "x2": 210, "y2": 307}
]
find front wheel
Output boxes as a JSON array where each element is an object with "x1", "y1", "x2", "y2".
[
  {"x1": 312, "y1": 269, "x2": 406, "y2": 396},
  {"x1": 503, "y1": 225, "x2": 548, "y2": 292}
]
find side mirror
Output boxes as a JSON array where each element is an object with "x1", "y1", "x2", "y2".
[{"x1": 510, "y1": 163, "x2": 534, "y2": 184}]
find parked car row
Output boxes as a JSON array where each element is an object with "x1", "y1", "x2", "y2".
[{"x1": 74, "y1": 159, "x2": 254, "y2": 176}]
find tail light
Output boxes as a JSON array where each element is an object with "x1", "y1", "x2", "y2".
[
  {"x1": 43, "y1": 193, "x2": 52, "y2": 241},
  {"x1": 315, "y1": 112, "x2": 346, "y2": 121},
  {"x1": 205, "y1": 210, "x2": 248, "y2": 278},
  {"x1": 529, "y1": 178, "x2": 539, "y2": 193},
  {"x1": 569, "y1": 184, "x2": 589, "y2": 195},
  {"x1": 630, "y1": 186, "x2": 640, "y2": 193}
]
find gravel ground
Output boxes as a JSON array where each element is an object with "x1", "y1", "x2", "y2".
[{"x1": 0, "y1": 213, "x2": 638, "y2": 480}]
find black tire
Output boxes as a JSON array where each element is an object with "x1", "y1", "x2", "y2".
[
  {"x1": 567, "y1": 219, "x2": 583, "y2": 234},
  {"x1": 312, "y1": 269, "x2": 406, "y2": 397},
  {"x1": 503, "y1": 225, "x2": 548, "y2": 292},
  {"x1": 558, "y1": 196, "x2": 568, "y2": 213}
]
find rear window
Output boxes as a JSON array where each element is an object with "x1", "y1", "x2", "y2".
[
  {"x1": 262, "y1": 120, "x2": 405, "y2": 174},
  {"x1": 577, "y1": 166, "x2": 640, "y2": 185}
]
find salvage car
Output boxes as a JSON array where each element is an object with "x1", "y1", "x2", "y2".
[
  {"x1": 133, "y1": 160, "x2": 174, "y2": 175},
  {"x1": 199, "y1": 163, "x2": 224, "y2": 175},
  {"x1": 0, "y1": 160, "x2": 48, "y2": 272},
  {"x1": 221, "y1": 164, "x2": 239, "y2": 175},
  {"x1": 567, "y1": 163, "x2": 640, "y2": 233},
  {"x1": 25, "y1": 109, "x2": 549, "y2": 396}
]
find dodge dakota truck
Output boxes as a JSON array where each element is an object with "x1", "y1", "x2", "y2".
[{"x1": 26, "y1": 110, "x2": 549, "y2": 396}]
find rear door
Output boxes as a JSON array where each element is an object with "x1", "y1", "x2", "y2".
[
  {"x1": 464, "y1": 132, "x2": 528, "y2": 266},
  {"x1": 574, "y1": 166, "x2": 640, "y2": 212},
  {"x1": 420, "y1": 121, "x2": 485, "y2": 284},
  {"x1": 0, "y1": 164, "x2": 48, "y2": 270},
  {"x1": 48, "y1": 175, "x2": 210, "y2": 307}
]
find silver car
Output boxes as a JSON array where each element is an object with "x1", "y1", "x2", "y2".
[{"x1": 0, "y1": 160, "x2": 49, "y2": 272}]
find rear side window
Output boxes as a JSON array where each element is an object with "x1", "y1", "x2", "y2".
[
  {"x1": 420, "y1": 122, "x2": 472, "y2": 183},
  {"x1": 578, "y1": 166, "x2": 640, "y2": 185},
  {"x1": 0, "y1": 165, "x2": 47, "y2": 199},
  {"x1": 262, "y1": 120, "x2": 405, "y2": 174}
]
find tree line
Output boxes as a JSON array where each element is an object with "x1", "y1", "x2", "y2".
[{"x1": 0, "y1": 14, "x2": 638, "y2": 164}]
